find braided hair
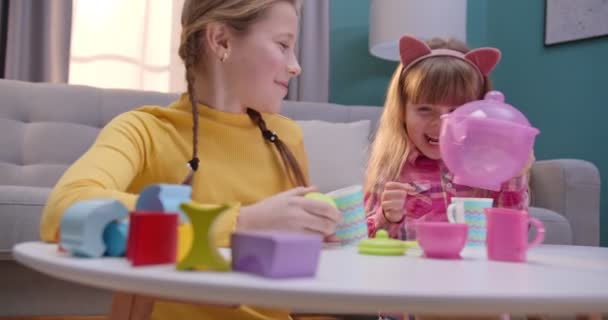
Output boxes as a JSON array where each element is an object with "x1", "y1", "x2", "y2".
[{"x1": 178, "y1": 0, "x2": 306, "y2": 187}]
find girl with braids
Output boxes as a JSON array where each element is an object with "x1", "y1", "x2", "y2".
[{"x1": 41, "y1": 1, "x2": 340, "y2": 319}]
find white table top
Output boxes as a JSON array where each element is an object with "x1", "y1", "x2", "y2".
[{"x1": 12, "y1": 242, "x2": 608, "y2": 315}]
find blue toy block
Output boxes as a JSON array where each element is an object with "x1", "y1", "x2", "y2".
[
  {"x1": 60, "y1": 199, "x2": 129, "y2": 258},
  {"x1": 136, "y1": 184, "x2": 191, "y2": 223},
  {"x1": 103, "y1": 220, "x2": 129, "y2": 257}
]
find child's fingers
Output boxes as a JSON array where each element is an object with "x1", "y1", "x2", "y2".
[
  {"x1": 291, "y1": 197, "x2": 342, "y2": 224},
  {"x1": 285, "y1": 186, "x2": 318, "y2": 197},
  {"x1": 324, "y1": 234, "x2": 340, "y2": 243},
  {"x1": 384, "y1": 181, "x2": 404, "y2": 190},
  {"x1": 382, "y1": 199, "x2": 405, "y2": 211},
  {"x1": 401, "y1": 183, "x2": 416, "y2": 192},
  {"x1": 383, "y1": 189, "x2": 408, "y2": 201},
  {"x1": 385, "y1": 181, "x2": 416, "y2": 193}
]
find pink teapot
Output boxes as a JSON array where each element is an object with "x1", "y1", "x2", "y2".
[{"x1": 439, "y1": 91, "x2": 539, "y2": 191}]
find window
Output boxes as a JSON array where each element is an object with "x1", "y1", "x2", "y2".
[{"x1": 69, "y1": 0, "x2": 185, "y2": 92}]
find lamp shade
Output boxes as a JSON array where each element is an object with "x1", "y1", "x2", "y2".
[{"x1": 369, "y1": 0, "x2": 468, "y2": 61}]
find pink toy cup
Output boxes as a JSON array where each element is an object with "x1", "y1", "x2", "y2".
[
  {"x1": 485, "y1": 208, "x2": 545, "y2": 262},
  {"x1": 415, "y1": 222, "x2": 468, "y2": 259}
]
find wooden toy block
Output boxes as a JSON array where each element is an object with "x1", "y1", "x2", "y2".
[
  {"x1": 177, "y1": 201, "x2": 232, "y2": 271},
  {"x1": 126, "y1": 211, "x2": 178, "y2": 266},
  {"x1": 136, "y1": 184, "x2": 191, "y2": 223},
  {"x1": 103, "y1": 220, "x2": 129, "y2": 257},
  {"x1": 231, "y1": 231, "x2": 322, "y2": 278},
  {"x1": 60, "y1": 199, "x2": 128, "y2": 258}
]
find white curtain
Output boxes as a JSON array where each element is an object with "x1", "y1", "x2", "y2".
[
  {"x1": 69, "y1": 0, "x2": 328, "y2": 98},
  {"x1": 169, "y1": 0, "x2": 187, "y2": 93}
]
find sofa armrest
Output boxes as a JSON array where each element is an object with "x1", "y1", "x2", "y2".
[
  {"x1": 529, "y1": 159, "x2": 600, "y2": 246},
  {"x1": 0, "y1": 185, "x2": 51, "y2": 260},
  {"x1": 529, "y1": 207, "x2": 573, "y2": 245}
]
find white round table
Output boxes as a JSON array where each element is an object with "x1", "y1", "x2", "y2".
[{"x1": 12, "y1": 242, "x2": 608, "y2": 316}]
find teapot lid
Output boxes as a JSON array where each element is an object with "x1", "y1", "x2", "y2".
[
  {"x1": 449, "y1": 90, "x2": 532, "y2": 127},
  {"x1": 357, "y1": 230, "x2": 418, "y2": 256}
]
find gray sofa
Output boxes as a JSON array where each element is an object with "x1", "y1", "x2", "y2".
[{"x1": 0, "y1": 79, "x2": 601, "y2": 317}]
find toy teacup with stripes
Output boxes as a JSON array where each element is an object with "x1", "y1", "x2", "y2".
[{"x1": 326, "y1": 185, "x2": 368, "y2": 246}]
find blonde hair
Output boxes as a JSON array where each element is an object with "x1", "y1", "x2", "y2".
[
  {"x1": 364, "y1": 38, "x2": 492, "y2": 195},
  {"x1": 178, "y1": 0, "x2": 307, "y2": 187}
]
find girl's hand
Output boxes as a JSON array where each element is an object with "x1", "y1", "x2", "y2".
[
  {"x1": 380, "y1": 182, "x2": 415, "y2": 223},
  {"x1": 238, "y1": 186, "x2": 343, "y2": 237}
]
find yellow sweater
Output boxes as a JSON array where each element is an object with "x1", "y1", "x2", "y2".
[{"x1": 40, "y1": 94, "x2": 308, "y2": 320}]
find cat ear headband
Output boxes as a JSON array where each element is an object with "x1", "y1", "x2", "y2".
[{"x1": 399, "y1": 35, "x2": 502, "y2": 78}]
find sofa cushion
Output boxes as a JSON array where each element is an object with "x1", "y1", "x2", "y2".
[
  {"x1": 283, "y1": 100, "x2": 381, "y2": 136},
  {"x1": 0, "y1": 79, "x2": 178, "y2": 189},
  {"x1": 297, "y1": 120, "x2": 370, "y2": 193},
  {"x1": 0, "y1": 185, "x2": 51, "y2": 259}
]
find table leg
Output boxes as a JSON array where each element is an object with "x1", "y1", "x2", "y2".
[
  {"x1": 109, "y1": 292, "x2": 155, "y2": 320},
  {"x1": 526, "y1": 314, "x2": 603, "y2": 320},
  {"x1": 575, "y1": 314, "x2": 603, "y2": 320}
]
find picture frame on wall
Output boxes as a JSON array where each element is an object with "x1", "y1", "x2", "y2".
[{"x1": 544, "y1": 0, "x2": 608, "y2": 46}]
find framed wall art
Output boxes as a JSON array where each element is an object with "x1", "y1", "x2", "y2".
[{"x1": 544, "y1": 0, "x2": 608, "y2": 46}]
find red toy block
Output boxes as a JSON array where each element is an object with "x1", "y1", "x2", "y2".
[{"x1": 127, "y1": 211, "x2": 178, "y2": 266}]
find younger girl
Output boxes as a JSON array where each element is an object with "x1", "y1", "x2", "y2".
[{"x1": 364, "y1": 35, "x2": 530, "y2": 241}]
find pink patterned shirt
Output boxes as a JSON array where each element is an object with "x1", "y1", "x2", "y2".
[{"x1": 365, "y1": 149, "x2": 529, "y2": 240}]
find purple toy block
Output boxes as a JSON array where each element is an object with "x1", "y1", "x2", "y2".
[{"x1": 231, "y1": 231, "x2": 322, "y2": 278}]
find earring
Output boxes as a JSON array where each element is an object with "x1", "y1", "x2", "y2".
[{"x1": 219, "y1": 51, "x2": 228, "y2": 63}]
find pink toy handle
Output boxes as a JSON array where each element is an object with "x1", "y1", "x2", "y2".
[{"x1": 528, "y1": 217, "x2": 545, "y2": 249}]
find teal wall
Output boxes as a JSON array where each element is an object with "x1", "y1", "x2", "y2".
[
  {"x1": 330, "y1": 0, "x2": 608, "y2": 246},
  {"x1": 329, "y1": 0, "x2": 397, "y2": 105}
]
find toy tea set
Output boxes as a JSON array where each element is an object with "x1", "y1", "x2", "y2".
[{"x1": 59, "y1": 91, "x2": 544, "y2": 279}]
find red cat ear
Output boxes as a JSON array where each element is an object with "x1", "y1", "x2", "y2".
[
  {"x1": 399, "y1": 35, "x2": 432, "y2": 68},
  {"x1": 464, "y1": 48, "x2": 501, "y2": 76}
]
